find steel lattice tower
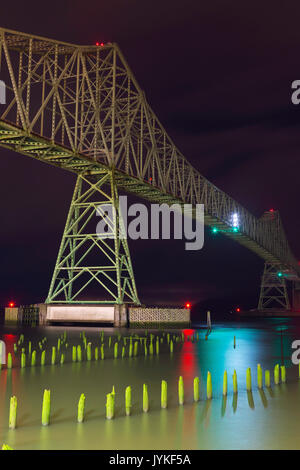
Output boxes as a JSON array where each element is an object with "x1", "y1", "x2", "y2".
[
  {"x1": 46, "y1": 170, "x2": 139, "y2": 304},
  {"x1": 258, "y1": 262, "x2": 290, "y2": 310}
]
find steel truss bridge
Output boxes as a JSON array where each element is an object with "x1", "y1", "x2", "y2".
[{"x1": 0, "y1": 27, "x2": 299, "y2": 310}]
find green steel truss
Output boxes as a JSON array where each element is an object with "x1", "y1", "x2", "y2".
[
  {"x1": 46, "y1": 170, "x2": 140, "y2": 304},
  {"x1": 0, "y1": 27, "x2": 299, "y2": 308}
]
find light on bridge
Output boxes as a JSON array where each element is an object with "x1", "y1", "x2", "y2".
[
  {"x1": 277, "y1": 271, "x2": 283, "y2": 277},
  {"x1": 231, "y1": 212, "x2": 239, "y2": 232},
  {"x1": 185, "y1": 302, "x2": 191, "y2": 309},
  {"x1": 211, "y1": 227, "x2": 218, "y2": 234},
  {"x1": 8, "y1": 301, "x2": 15, "y2": 308},
  {"x1": 236, "y1": 307, "x2": 241, "y2": 313}
]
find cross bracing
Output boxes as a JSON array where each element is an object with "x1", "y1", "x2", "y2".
[{"x1": 0, "y1": 26, "x2": 299, "y2": 290}]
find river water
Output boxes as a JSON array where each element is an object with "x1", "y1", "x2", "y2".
[{"x1": 0, "y1": 318, "x2": 300, "y2": 450}]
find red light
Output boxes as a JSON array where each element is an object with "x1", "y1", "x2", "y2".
[
  {"x1": 95, "y1": 42, "x2": 99, "y2": 46},
  {"x1": 185, "y1": 302, "x2": 191, "y2": 309},
  {"x1": 183, "y1": 329, "x2": 195, "y2": 335},
  {"x1": 236, "y1": 307, "x2": 240, "y2": 312},
  {"x1": 100, "y1": 43, "x2": 104, "y2": 46},
  {"x1": 8, "y1": 301, "x2": 15, "y2": 308},
  {"x1": 269, "y1": 209, "x2": 274, "y2": 212}
]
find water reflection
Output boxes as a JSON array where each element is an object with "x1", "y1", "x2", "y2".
[
  {"x1": 221, "y1": 396, "x2": 227, "y2": 417},
  {"x1": 258, "y1": 389, "x2": 268, "y2": 408},
  {"x1": 232, "y1": 393, "x2": 238, "y2": 413},
  {"x1": 247, "y1": 391, "x2": 255, "y2": 410},
  {"x1": 1, "y1": 320, "x2": 300, "y2": 449}
]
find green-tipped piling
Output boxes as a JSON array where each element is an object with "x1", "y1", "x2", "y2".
[
  {"x1": 207, "y1": 371, "x2": 212, "y2": 399},
  {"x1": 41, "y1": 389, "x2": 51, "y2": 426},
  {"x1": 257, "y1": 364, "x2": 263, "y2": 389},
  {"x1": 41, "y1": 350, "x2": 45, "y2": 366},
  {"x1": 125, "y1": 386, "x2": 132, "y2": 416},
  {"x1": 161, "y1": 380, "x2": 167, "y2": 409},
  {"x1": 170, "y1": 339, "x2": 173, "y2": 354},
  {"x1": 281, "y1": 365, "x2": 286, "y2": 383},
  {"x1": 2, "y1": 444, "x2": 13, "y2": 450},
  {"x1": 156, "y1": 338, "x2": 159, "y2": 356},
  {"x1": 51, "y1": 347, "x2": 56, "y2": 365},
  {"x1": 57, "y1": 338, "x2": 61, "y2": 352},
  {"x1": 143, "y1": 384, "x2": 149, "y2": 412},
  {"x1": 77, "y1": 393, "x2": 85, "y2": 423},
  {"x1": 101, "y1": 345, "x2": 105, "y2": 360},
  {"x1": 223, "y1": 370, "x2": 228, "y2": 396},
  {"x1": 7, "y1": 353, "x2": 12, "y2": 369},
  {"x1": 108, "y1": 336, "x2": 112, "y2": 348},
  {"x1": 134, "y1": 341, "x2": 138, "y2": 357},
  {"x1": 129, "y1": 342, "x2": 133, "y2": 358},
  {"x1": 114, "y1": 342, "x2": 118, "y2": 359},
  {"x1": 274, "y1": 364, "x2": 280, "y2": 385},
  {"x1": 178, "y1": 376, "x2": 184, "y2": 405},
  {"x1": 60, "y1": 353, "x2": 65, "y2": 365},
  {"x1": 265, "y1": 370, "x2": 271, "y2": 387},
  {"x1": 144, "y1": 344, "x2": 148, "y2": 357},
  {"x1": 193, "y1": 377, "x2": 200, "y2": 402},
  {"x1": 31, "y1": 350, "x2": 36, "y2": 367},
  {"x1": 122, "y1": 346, "x2": 125, "y2": 358},
  {"x1": 28, "y1": 341, "x2": 31, "y2": 355},
  {"x1": 233, "y1": 370, "x2": 238, "y2": 393},
  {"x1": 77, "y1": 345, "x2": 82, "y2": 362},
  {"x1": 9, "y1": 396, "x2": 17, "y2": 429},
  {"x1": 87, "y1": 342, "x2": 92, "y2": 361},
  {"x1": 72, "y1": 346, "x2": 77, "y2": 362},
  {"x1": 106, "y1": 393, "x2": 114, "y2": 419},
  {"x1": 149, "y1": 341, "x2": 154, "y2": 356},
  {"x1": 21, "y1": 352, "x2": 26, "y2": 368},
  {"x1": 246, "y1": 367, "x2": 252, "y2": 391},
  {"x1": 95, "y1": 347, "x2": 99, "y2": 361}
]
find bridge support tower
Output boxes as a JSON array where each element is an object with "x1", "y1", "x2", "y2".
[
  {"x1": 258, "y1": 262, "x2": 290, "y2": 311},
  {"x1": 46, "y1": 170, "x2": 140, "y2": 305}
]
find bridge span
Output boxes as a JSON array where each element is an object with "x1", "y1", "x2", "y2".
[{"x1": 0, "y1": 27, "x2": 298, "y2": 311}]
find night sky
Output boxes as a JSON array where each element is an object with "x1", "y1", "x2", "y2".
[{"x1": 0, "y1": 1, "x2": 300, "y2": 314}]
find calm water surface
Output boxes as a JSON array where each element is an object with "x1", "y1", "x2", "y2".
[{"x1": 1, "y1": 318, "x2": 300, "y2": 449}]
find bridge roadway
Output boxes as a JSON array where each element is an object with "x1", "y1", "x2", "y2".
[{"x1": 0, "y1": 27, "x2": 298, "y2": 279}]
